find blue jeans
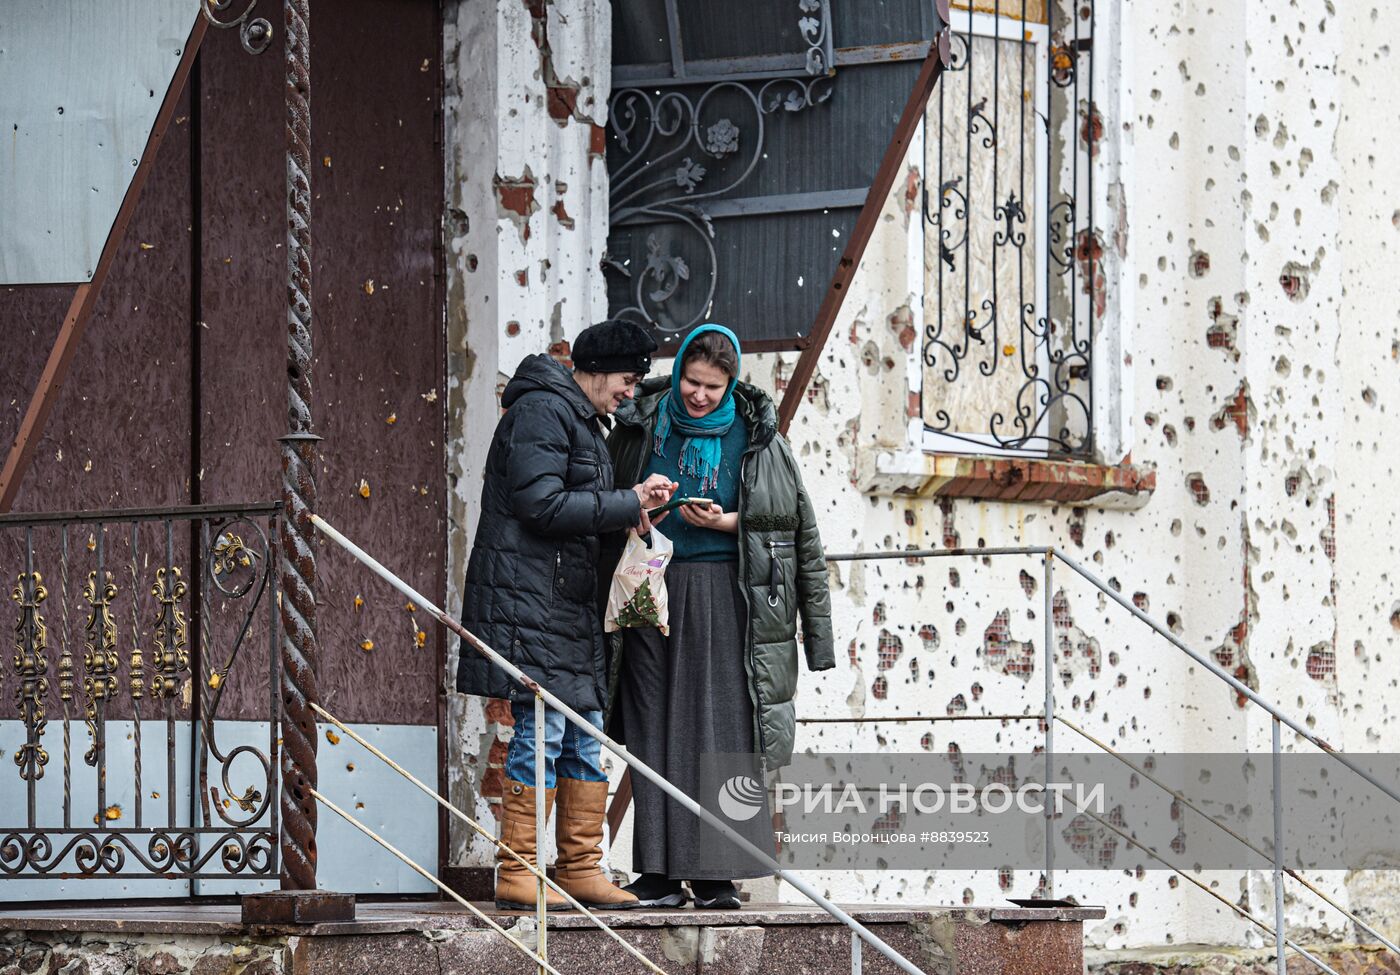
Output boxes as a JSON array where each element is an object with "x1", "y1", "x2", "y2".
[{"x1": 506, "y1": 702, "x2": 607, "y2": 789}]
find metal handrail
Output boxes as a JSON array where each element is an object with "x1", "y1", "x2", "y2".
[
  {"x1": 1054, "y1": 714, "x2": 1400, "y2": 957},
  {"x1": 310, "y1": 786, "x2": 566, "y2": 974},
  {"x1": 311, "y1": 702, "x2": 669, "y2": 975},
  {"x1": 821, "y1": 543, "x2": 1392, "y2": 975},
  {"x1": 311, "y1": 514, "x2": 933, "y2": 975}
]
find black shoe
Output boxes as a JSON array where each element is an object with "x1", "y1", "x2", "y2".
[
  {"x1": 623, "y1": 873, "x2": 688, "y2": 908},
  {"x1": 690, "y1": 879, "x2": 741, "y2": 910}
]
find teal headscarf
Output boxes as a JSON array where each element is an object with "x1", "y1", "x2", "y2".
[{"x1": 652, "y1": 323, "x2": 742, "y2": 493}]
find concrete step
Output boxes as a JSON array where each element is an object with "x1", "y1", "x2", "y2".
[{"x1": 0, "y1": 901, "x2": 1104, "y2": 975}]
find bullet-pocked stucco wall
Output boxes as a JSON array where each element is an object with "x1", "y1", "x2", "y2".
[{"x1": 441, "y1": 0, "x2": 1400, "y2": 954}]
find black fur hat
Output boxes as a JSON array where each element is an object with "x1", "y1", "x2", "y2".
[{"x1": 572, "y1": 318, "x2": 658, "y2": 375}]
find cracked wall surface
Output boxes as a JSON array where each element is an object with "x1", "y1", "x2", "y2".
[
  {"x1": 440, "y1": 0, "x2": 1400, "y2": 954},
  {"x1": 443, "y1": 0, "x2": 611, "y2": 872}
]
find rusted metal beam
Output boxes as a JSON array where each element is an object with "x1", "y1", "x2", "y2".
[
  {"x1": 0, "y1": 16, "x2": 209, "y2": 513},
  {"x1": 605, "y1": 766, "x2": 634, "y2": 843},
  {"x1": 777, "y1": 23, "x2": 950, "y2": 435}
]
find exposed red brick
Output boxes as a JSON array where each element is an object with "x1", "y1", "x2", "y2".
[
  {"x1": 551, "y1": 199, "x2": 575, "y2": 230},
  {"x1": 939, "y1": 497, "x2": 960, "y2": 549},
  {"x1": 1075, "y1": 229, "x2": 1107, "y2": 318},
  {"x1": 514, "y1": 269, "x2": 529, "y2": 287},
  {"x1": 495, "y1": 174, "x2": 539, "y2": 242},
  {"x1": 983, "y1": 609, "x2": 1035, "y2": 680},
  {"x1": 547, "y1": 339, "x2": 572, "y2": 367},
  {"x1": 1206, "y1": 297, "x2": 1240, "y2": 361},
  {"x1": 901, "y1": 165, "x2": 921, "y2": 223},
  {"x1": 589, "y1": 123, "x2": 607, "y2": 159},
  {"x1": 888, "y1": 304, "x2": 916, "y2": 352},
  {"x1": 1188, "y1": 250, "x2": 1211, "y2": 278},
  {"x1": 946, "y1": 693, "x2": 968, "y2": 715},
  {"x1": 521, "y1": 0, "x2": 547, "y2": 48},
  {"x1": 505, "y1": 321, "x2": 521, "y2": 337},
  {"x1": 1306, "y1": 644, "x2": 1336, "y2": 681},
  {"x1": 485, "y1": 697, "x2": 515, "y2": 726},
  {"x1": 872, "y1": 675, "x2": 889, "y2": 700},
  {"x1": 931, "y1": 455, "x2": 1156, "y2": 506},
  {"x1": 876, "y1": 629, "x2": 903, "y2": 670},
  {"x1": 1186, "y1": 473, "x2": 1210, "y2": 506},
  {"x1": 495, "y1": 177, "x2": 537, "y2": 218},
  {"x1": 1210, "y1": 380, "x2": 1251, "y2": 439},
  {"x1": 546, "y1": 83, "x2": 580, "y2": 122}
]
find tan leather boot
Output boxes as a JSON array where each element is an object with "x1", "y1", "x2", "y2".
[
  {"x1": 555, "y1": 778, "x2": 639, "y2": 909},
  {"x1": 495, "y1": 779, "x2": 567, "y2": 911}
]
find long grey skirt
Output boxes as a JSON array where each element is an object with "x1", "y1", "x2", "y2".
[{"x1": 618, "y1": 561, "x2": 774, "y2": 881}]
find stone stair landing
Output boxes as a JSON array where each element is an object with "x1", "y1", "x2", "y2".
[{"x1": 0, "y1": 901, "x2": 1103, "y2": 975}]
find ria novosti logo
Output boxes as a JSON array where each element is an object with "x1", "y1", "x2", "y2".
[
  {"x1": 717, "y1": 777, "x2": 1107, "y2": 819},
  {"x1": 716, "y1": 775, "x2": 766, "y2": 821}
]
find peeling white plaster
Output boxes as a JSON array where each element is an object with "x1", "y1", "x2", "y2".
[{"x1": 440, "y1": 0, "x2": 1400, "y2": 951}]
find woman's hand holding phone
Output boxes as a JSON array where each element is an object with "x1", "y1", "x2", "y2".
[{"x1": 677, "y1": 500, "x2": 738, "y2": 534}]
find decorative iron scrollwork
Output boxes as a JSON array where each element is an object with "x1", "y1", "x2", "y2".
[
  {"x1": 12, "y1": 571, "x2": 50, "y2": 781},
  {"x1": 606, "y1": 76, "x2": 835, "y2": 334},
  {"x1": 200, "y1": 0, "x2": 273, "y2": 56},
  {"x1": 150, "y1": 567, "x2": 189, "y2": 700},
  {"x1": 80, "y1": 571, "x2": 118, "y2": 767},
  {"x1": 0, "y1": 828, "x2": 273, "y2": 878},
  {"x1": 920, "y1": 5, "x2": 1096, "y2": 456},
  {"x1": 798, "y1": 0, "x2": 832, "y2": 75},
  {"x1": 3, "y1": 509, "x2": 280, "y2": 880}
]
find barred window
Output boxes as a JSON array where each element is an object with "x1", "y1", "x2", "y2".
[{"x1": 920, "y1": 0, "x2": 1099, "y2": 458}]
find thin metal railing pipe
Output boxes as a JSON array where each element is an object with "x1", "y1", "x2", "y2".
[
  {"x1": 1048, "y1": 549, "x2": 1400, "y2": 806},
  {"x1": 824, "y1": 546, "x2": 1046, "y2": 561},
  {"x1": 1272, "y1": 718, "x2": 1286, "y2": 975},
  {"x1": 310, "y1": 513, "x2": 931, "y2": 975},
  {"x1": 535, "y1": 694, "x2": 548, "y2": 975},
  {"x1": 819, "y1": 544, "x2": 1388, "y2": 966},
  {"x1": 1054, "y1": 715, "x2": 1400, "y2": 959},
  {"x1": 1042, "y1": 550, "x2": 1055, "y2": 898},
  {"x1": 0, "y1": 501, "x2": 280, "y2": 528},
  {"x1": 1070, "y1": 799, "x2": 1342, "y2": 975},
  {"x1": 798, "y1": 713, "x2": 1036, "y2": 724},
  {"x1": 310, "y1": 787, "x2": 564, "y2": 975},
  {"x1": 309, "y1": 702, "x2": 669, "y2": 975}
]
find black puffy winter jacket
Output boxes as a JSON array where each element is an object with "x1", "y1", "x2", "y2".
[{"x1": 456, "y1": 354, "x2": 641, "y2": 712}]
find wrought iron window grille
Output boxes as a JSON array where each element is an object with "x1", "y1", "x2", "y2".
[
  {"x1": 605, "y1": 1, "x2": 838, "y2": 343},
  {"x1": 919, "y1": 0, "x2": 1097, "y2": 458},
  {"x1": 605, "y1": 0, "x2": 942, "y2": 352}
]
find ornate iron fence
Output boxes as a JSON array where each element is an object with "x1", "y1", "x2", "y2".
[
  {"x1": 0, "y1": 504, "x2": 279, "y2": 881},
  {"x1": 922, "y1": 0, "x2": 1097, "y2": 457}
]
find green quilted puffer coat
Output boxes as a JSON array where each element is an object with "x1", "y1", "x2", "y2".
[{"x1": 604, "y1": 376, "x2": 834, "y2": 768}]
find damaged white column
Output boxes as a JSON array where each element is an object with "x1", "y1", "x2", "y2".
[{"x1": 442, "y1": 0, "x2": 612, "y2": 871}]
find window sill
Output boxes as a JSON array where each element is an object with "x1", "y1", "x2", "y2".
[{"x1": 858, "y1": 448, "x2": 1156, "y2": 508}]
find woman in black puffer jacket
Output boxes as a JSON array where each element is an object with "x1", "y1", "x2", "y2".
[{"x1": 457, "y1": 321, "x2": 673, "y2": 912}]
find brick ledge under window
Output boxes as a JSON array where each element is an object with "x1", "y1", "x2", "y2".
[{"x1": 859, "y1": 449, "x2": 1156, "y2": 508}]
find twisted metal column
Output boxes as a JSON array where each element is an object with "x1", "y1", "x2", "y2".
[{"x1": 278, "y1": 0, "x2": 320, "y2": 892}]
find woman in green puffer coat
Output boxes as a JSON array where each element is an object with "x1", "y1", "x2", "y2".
[{"x1": 605, "y1": 323, "x2": 834, "y2": 910}]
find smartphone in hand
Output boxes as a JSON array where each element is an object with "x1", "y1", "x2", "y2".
[{"x1": 646, "y1": 496, "x2": 714, "y2": 518}]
